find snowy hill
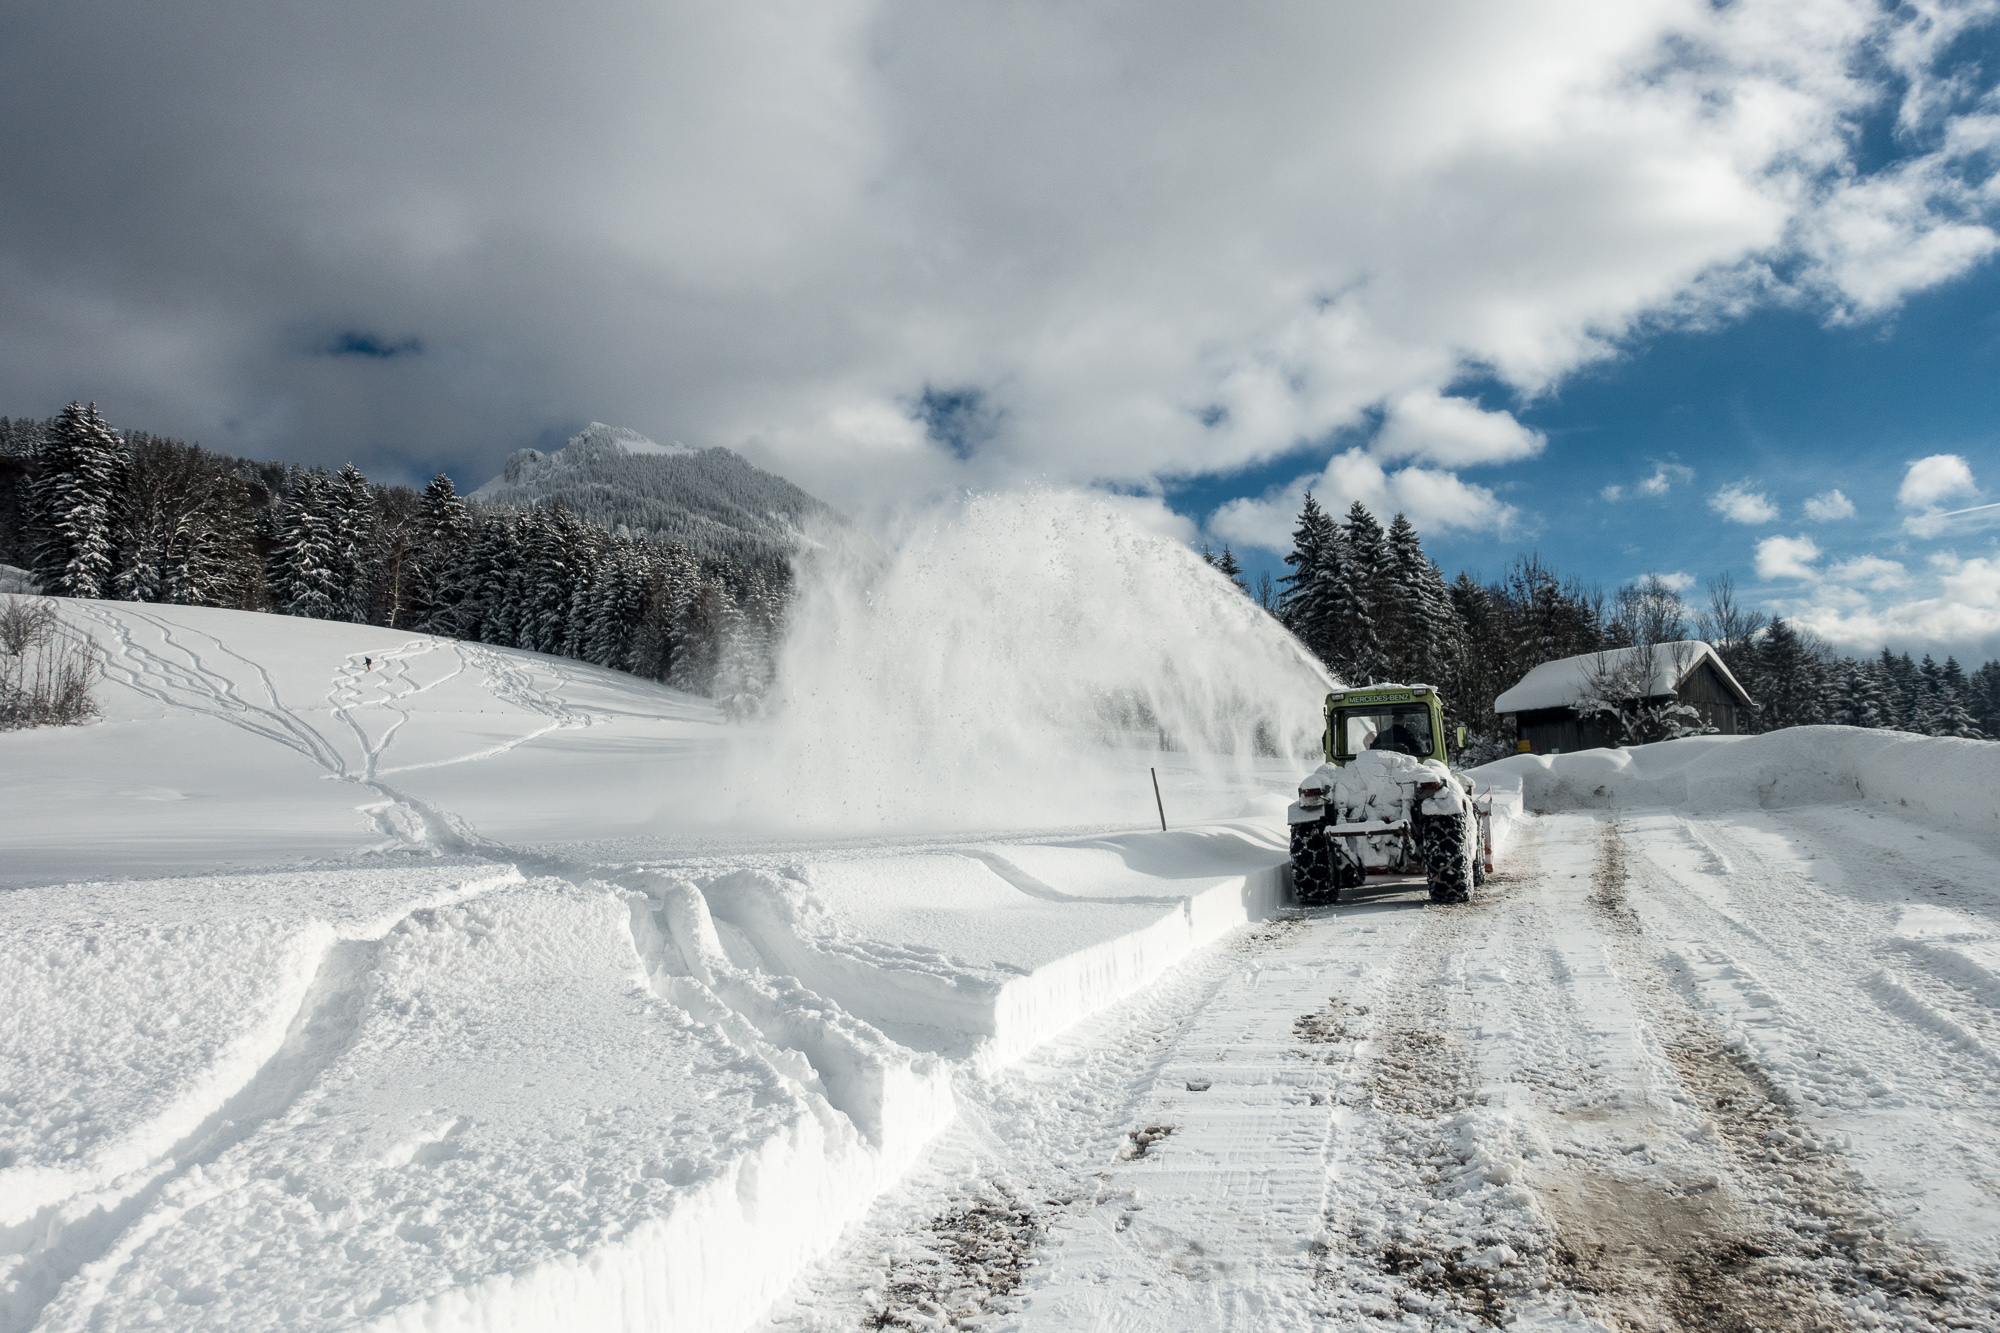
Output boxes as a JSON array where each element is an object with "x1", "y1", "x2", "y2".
[
  {"x1": 5, "y1": 593, "x2": 2000, "y2": 1330},
  {"x1": 469, "y1": 421, "x2": 841, "y2": 562}
]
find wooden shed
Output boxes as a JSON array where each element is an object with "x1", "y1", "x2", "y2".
[{"x1": 1494, "y1": 641, "x2": 1752, "y2": 754}]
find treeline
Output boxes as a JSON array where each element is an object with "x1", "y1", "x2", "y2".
[
  {"x1": 1264, "y1": 491, "x2": 1998, "y2": 753},
  {"x1": 1, "y1": 404, "x2": 787, "y2": 714}
]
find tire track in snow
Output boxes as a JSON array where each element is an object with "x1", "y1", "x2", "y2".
[
  {"x1": 1581, "y1": 816, "x2": 1998, "y2": 1332},
  {"x1": 1, "y1": 939, "x2": 379, "y2": 1333},
  {"x1": 1314, "y1": 838, "x2": 1570, "y2": 1330}
]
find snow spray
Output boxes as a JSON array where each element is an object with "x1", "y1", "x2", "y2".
[{"x1": 735, "y1": 488, "x2": 1334, "y2": 831}]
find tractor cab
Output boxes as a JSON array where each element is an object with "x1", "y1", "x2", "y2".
[{"x1": 1322, "y1": 684, "x2": 1450, "y2": 766}]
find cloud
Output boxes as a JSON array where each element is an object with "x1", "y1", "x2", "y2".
[
  {"x1": 1755, "y1": 533, "x2": 1821, "y2": 581},
  {"x1": 0, "y1": 0, "x2": 1998, "y2": 523},
  {"x1": 1788, "y1": 555, "x2": 2000, "y2": 659},
  {"x1": 1600, "y1": 484, "x2": 1624, "y2": 502},
  {"x1": 1654, "y1": 571, "x2": 1696, "y2": 592},
  {"x1": 1638, "y1": 463, "x2": 1694, "y2": 497},
  {"x1": 1803, "y1": 488, "x2": 1855, "y2": 521},
  {"x1": 1209, "y1": 447, "x2": 1514, "y2": 552},
  {"x1": 1371, "y1": 391, "x2": 1545, "y2": 467},
  {"x1": 1827, "y1": 555, "x2": 1908, "y2": 590},
  {"x1": 1711, "y1": 482, "x2": 1781, "y2": 524},
  {"x1": 1898, "y1": 454, "x2": 1977, "y2": 508}
]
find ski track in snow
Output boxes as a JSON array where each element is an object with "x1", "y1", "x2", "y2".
[{"x1": 17, "y1": 605, "x2": 2000, "y2": 1332}]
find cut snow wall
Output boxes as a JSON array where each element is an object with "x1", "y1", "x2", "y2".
[{"x1": 1475, "y1": 727, "x2": 2000, "y2": 847}]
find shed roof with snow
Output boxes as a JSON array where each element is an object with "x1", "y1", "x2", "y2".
[{"x1": 1493, "y1": 641, "x2": 1751, "y2": 715}]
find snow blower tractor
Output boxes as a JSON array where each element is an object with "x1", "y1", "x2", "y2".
[{"x1": 1288, "y1": 684, "x2": 1494, "y2": 905}]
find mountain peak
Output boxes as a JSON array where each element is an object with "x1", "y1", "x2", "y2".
[{"x1": 470, "y1": 423, "x2": 840, "y2": 564}]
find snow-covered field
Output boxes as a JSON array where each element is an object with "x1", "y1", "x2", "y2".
[{"x1": 6, "y1": 592, "x2": 2000, "y2": 1332}]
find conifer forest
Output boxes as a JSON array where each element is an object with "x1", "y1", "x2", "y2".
[
  {"x1": 0, "y1": 405, "x2": 787, "y2": 718},
  {"x1": 1235, "y1": 490, "x2": 2000, "y2": 756}
]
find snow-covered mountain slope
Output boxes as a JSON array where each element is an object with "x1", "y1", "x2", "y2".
[{"x1": 469, "y1": 422, "x2": 841, "y2": 562}]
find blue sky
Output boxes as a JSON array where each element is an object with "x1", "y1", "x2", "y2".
[{"x1": 1186, "y1": 257, "x2": 2000, "y2": 661}]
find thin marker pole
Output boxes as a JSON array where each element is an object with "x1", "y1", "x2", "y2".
[{"x1": 1151, "y1": 767, "x2": 1167, "y2": 831}]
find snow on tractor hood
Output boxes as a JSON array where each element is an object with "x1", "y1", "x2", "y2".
[{"x1": 1293, "y1": 750, "x2": 1458, "y2": 824}]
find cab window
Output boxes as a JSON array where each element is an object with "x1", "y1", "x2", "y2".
[{"x1": 1337, "y1": 708, "x2": 1434, "y2": 758}]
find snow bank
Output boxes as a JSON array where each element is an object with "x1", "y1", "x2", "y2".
[
  {"x1": 27, "y1": 881, "x2": 949, "y2": 1333},
  {"x1": 1474, "y1": 726, "x2": 2000, "y2": 846},
  {"x1": 695, "y1": 822, "x2": 1291, "y2": 1070}
]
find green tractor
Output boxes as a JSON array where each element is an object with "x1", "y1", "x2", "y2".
[{"x1": 1286, "y1": 684, "x2": 1492, "y2": 905}]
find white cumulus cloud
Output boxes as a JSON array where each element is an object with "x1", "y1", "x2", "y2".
[
  {"x1": 1638, "y1": 464, "x2": 1695, "y2": 497},
  {"x1": 1209, "y1": 448, "x2": 1515, "y2": 552},
  {"x1": 1755, "y1": 534, "x2": 1822, "y2": 581},
  {"x1": 1826, "y1": 555, "x2": 1908, "y2": 590},
  {"x1": 1803, "y1": 488, "x2": 1856, "y2": 520},
  {"x1": 1371, "y1": 391, "x2": 1546, "y2": 468},
  {"x1": 1788, "y1": 555, "x2": 2000, "y2": 659},
  {"x1": 1711, "y1": 483, "x2": 1781, "y2": 524},
  {"x1": 1899, "y1": 454, "x2": 1978, "y2": 508}
]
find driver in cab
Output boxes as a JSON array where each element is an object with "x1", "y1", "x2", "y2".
[{"x1": 1363, "y1": 717, "x2": 1430, "y2": 757}]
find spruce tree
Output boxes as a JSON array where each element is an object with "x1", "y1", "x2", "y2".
[
  {"x1": 1341, "y1": 502, "x2": 1388, "y2": 684},
  {"x1": 1279, "y1": 493, "x2": 1333, "y2": 647},
  {"x1": 269, "y1": 470, "x2": 342, "y2": 619},
  {"x1": 330, "y1": 464, "x2": 378, "y2": 623},
  {"x1": 1832, "y1": 661, "x2": 1889, "y2": 729},
  {"x1": 1930, "y1": 692, "x2": 1984, "y2": 739},
  {"x1": 409, "y1": 474, "x2": 470, "y2": 633},
  {"x1": 1749, "y1": 618, "x2": 1826, "y2": 731},
  {"x1": 30, "y1": 402, "x2": 128, "y2": 598},
  {"x1": 1215, "y1": 545, "x2": 1247, "y2": 593}
]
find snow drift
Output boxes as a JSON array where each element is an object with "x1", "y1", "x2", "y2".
[{"x1": 1476, "y1": 725, "x2": 2000, "y2": 848}]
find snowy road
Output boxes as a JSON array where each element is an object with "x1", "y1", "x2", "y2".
[{"x1": 764, "y1": 810, "x2": 2000, "y2": 1333}]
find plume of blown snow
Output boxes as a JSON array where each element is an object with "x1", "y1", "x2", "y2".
[{"x1": 741, "y1": 489, "x2": 1334, "y2": 831}]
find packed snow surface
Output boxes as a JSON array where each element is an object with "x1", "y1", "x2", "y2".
[{"x1": 7, "y1": 534, "x2": 2000, "y2": 1331}]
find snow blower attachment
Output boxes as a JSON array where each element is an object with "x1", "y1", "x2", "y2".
[{"x1": 1287, "y1": 684, "x2": 1494, "y2": 905}]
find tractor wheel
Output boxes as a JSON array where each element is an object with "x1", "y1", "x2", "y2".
[
  {"x1": 1290, "y1": 823, "x2": 1339, "y2": 905},
  {"x1": 1423, "y1": 808, "x2": 1477, "y2": 904}
]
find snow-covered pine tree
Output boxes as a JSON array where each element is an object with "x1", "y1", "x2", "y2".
[
  {"x1": 1341, "y1": 502, "x2": 1388, "y2": 684},
  {"x1": 1278, "y1": 492, "x2": 1333, "y2": 649},
  {"x1": 560, "y1": 521, "x2": 615, "y2": 661},
  {"x1": 1930, "y1": 691, "x2": 1984, "y2": 739},
  {"x1": 670, "y1": 576, "x2": 734, "y2": 695},
  {"x1": 1747, "y1": 618, "x2": 1827, "y2": 732},
  {"x1": 329, "y1": 464, "x2": 379, "y2": 623},
  {"x1": 1969, "y1": 660, "x2": 2000, "y2": 738},
  {"x1": 710, "y1": 591, "x2": 764, "y2": 720},
  {"x1": 1831, "y1": 660, "x2": 1889, "y2": 729},
  {"x1": 1215, "y1": 545, "x2": 1247, "y2": 593},
  {"x1": 1380, "y1": 515, "x2": 1459, "y2": 686},
  {"x1": 632, "y1": 543, "x2": 700, "y2": 682},
  {"x1": 452, "y1": 513, "x2": 515, "y2": 643},
  {"x1": 30, "y1": 402, "x2": 129, "y2": 598},
  {"x1": 269, "y1": 470, "x2": 343, "y2": 619},
  {"x1": 409, "y1": 474, "x2": 471, "y2": 633}
]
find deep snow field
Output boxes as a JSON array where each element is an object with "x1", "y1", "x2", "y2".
[{"x1": 6, "y1": 547, "x2": 2000, "y2": 1331}]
